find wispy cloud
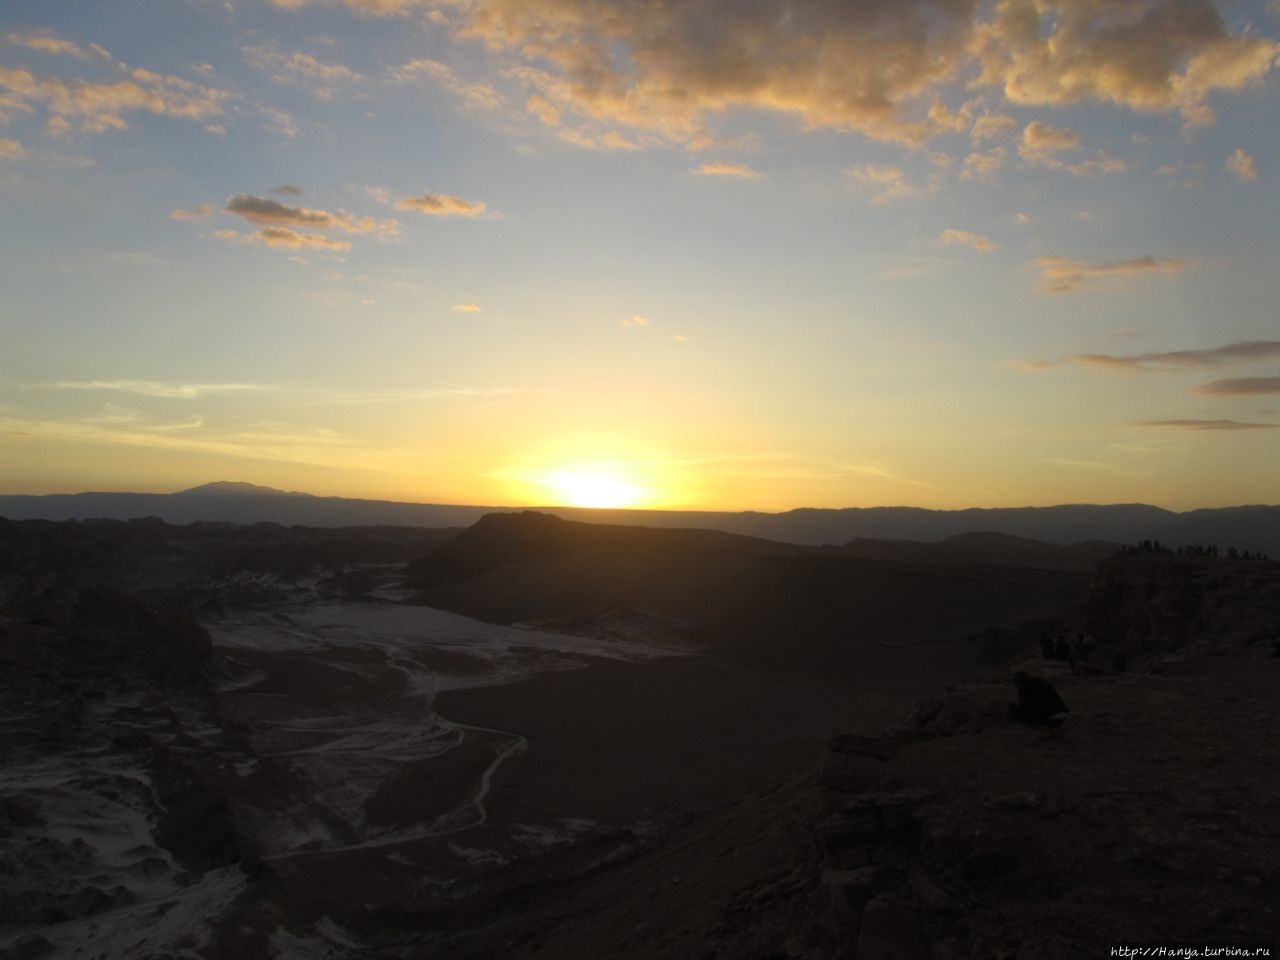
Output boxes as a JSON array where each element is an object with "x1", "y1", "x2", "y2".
[
  {"x1": 621, "y1": 314, "x2": 650, "y2": 327},
  {"x1": 259, "y1": 227, "x2": 352, "y2": 250},
  {"x1": 5, "y1": 31, "x2": 109, "y2": 61},
  {"x1": 1226, "y1": 148, "x2": 1258, "y2": 183},
  {"x1": 1035, "y1": 255, "x2": 1188, "y2": 294},
  {"x1": 395, "y1": 193, "x2": 486, "y2": 217},
  {"x1": 26, "y1": 379, "x2": 275, "y2": 399},
  {"x1": 0, "y1": 44, "x2": 229, "y2": 136},
  {"x1": 1132, "y1": 419, "x2": 1276, "y2": 430},
  {"x1": 848, "y1": 163, "x2": 912, "y2": 204},
  {"x1": 1026, "y1": 341, "x2": 1280, "y2": 375},
  {"x1": 452, "y1": 302, "x2": 482, "y2": 312},
  {"x1": 940, "y1": 228, "x2": 996, "y2": 252},
  {"x1": 1196, "y1": 375, "x2": 1280, "y2": 395},
  {"x1": 242, "y1": 43, "x2": 361, "y2": 99},
  {"x1": 691, "y1": 162, "x2": 761, "y2": 179},
  {"x1": 0, "y1": 137, "x2": 27, "y2": 159},
  {"x1": 169, "y1": 204, "x2": 212, "y2": 221},
  {"x1": 389, "y1": 59, "x2": 503, "y2": 111}
]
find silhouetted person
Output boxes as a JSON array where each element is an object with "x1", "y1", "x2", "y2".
[
  {"x1": 1009, "y1": 672, "x2": 1068, "y2": 729},
  {"x1": 1039, "y1": 633, "x2": 1055, "y2": 659},
  {"x1": 1076, "y1": 632, "x2": 1091, "y2": 664},
  {"x1": 1112, "y1": 652, "x2": 1128, "y2": 672},
  {"x1": 1054, "y1": 636, "x2": 1070, "y2": 661}
]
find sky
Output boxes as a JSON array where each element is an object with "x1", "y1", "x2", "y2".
[{"x1": 1, "y1": 0, "x2": 1278, "y2": 512}]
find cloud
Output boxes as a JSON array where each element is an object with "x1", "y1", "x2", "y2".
[
  {"x1": 271, "y1": 0, "x2": 1278, "y2": 150},
  {"x1": 1035, "y1": 255, "x2": 1188, "y2": 294},
  {"x1": 389, "y1": 59, "x2": 503, "y2": 110},
  {"x1": 0, "y1": 137, "x2": 25, "y2": 159},
  {"x1": 261, "y1": 106, "x2": 298, "y2": 139},
  {"x1": 524, "y1": 93, "x2": 562, "y2": 127},
  {"x1": 5, "y1": 31, "x2": 109, "y2": 61},
  {"x1": 848, "y1": 163, "x2": 913, "y2": 204},
  {"x1": 969, "y1": 112, "x2": 1016, "y2": 142},
  {"x1": 242, "y1": 44, "x2": 362, "y2": 99},
  {"x1": 1226, "y1": 148, "x2": 1258, "y2": 183},
  {"x1": 225, "y1": 194, "x2": 397, "y2": 235},
  {"x1": 169, "y1": 204, "x2": 212, "y2": 221},
  {"x1": 1132, "y1": 419, "x2": 1276, "y2": 430},
  {"x1": 621, "y1": 314, "x2": 650, "y2": 327},
  {"x1": 452, "y1": 302, "x2": 482, "y2": 312},
  {"x1": 395, "y1": 193, "x2": 486, "y2": 217},
  {"x1": 453, "y1": 1, "x2": 983, "y2": 148},
  {"x1": 1018, "y1": 120, "x2": 1081, "y2": 165},
  {"x1": 1039, "y1": 341, "x2": 1280, "y2": 373},
  {"x1": 268, "y1": 0, "x2": 435, "y2": 13},
  {"x1": 940, "y1": 228, "x2": 996, "y2": 251},
  {"x1": 972, "y1": 0, "x2": 1280, "y2": 129},
  {"x1": 1065, "y1": 150, "x2": 1126, "y2": 177},
  {"x1": 1197, "y1": 376, "x2": 1280, "y2": 395},
  {"x1": 273, "y1": 184, "x2": 304, "y2": 196},
  {"x1": 691, "y1": 162, "x2": 761, "y2": 179},
  {"x1": 0, "y1": 57, "x2": 229, "y2": 135},
  {"x1": 960, "y1": 146, "x2": 1005, "y2": 180},
  {"x1": 259, "y1": 227, "x2": 352, "y2": 250},
  {"x1": 26, "y1": 379, "x2": 274, "y2": 398}
]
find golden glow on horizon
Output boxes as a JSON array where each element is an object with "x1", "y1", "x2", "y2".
[{"x1": 541, "y1": 468, "x2": 647, "y2": 508}]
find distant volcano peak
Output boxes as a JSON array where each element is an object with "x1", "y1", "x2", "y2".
[{"x1": 173, "y1": 481, "x2": 313, "y2": 498}]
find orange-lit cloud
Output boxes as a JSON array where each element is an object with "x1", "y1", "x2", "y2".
[
  {"x1": 692, "y1": 162, "x2": 761, "y2": 179},
  {"x1": 1066, "y1": 151, "x2": 1126, "y2": 177},
  {"x1": 972, "y1": 0, "x2": 1280, "y2": 128},
  {"x1": 259, "y1": 227, "x2": 352, "y2": 250},
  {"x1": 970, "y1": 112, "x2": 1015, "y2": 142},
  {"x1": 848, "y1": 163, "x2": 913, "y2": 204},
  {"x1": 169, "y1": 204, "x2": 212, "y2": 221},
  {"x1": 242, "y1": 44, "x2": 362, "y2": 99},
  {"x1": 960, "y1": 146, "x2": 1005, "y2": 180},
  {"x1": 453, "y1": 302, "x2": 482, "y2": 312},
  {"x1": 0, "y1": 55, "x2": 229, "y2": 135},
  {"x1": 395, "y1": 192, "x2": 486, "y2": 216},
  {"x1": 5, "y1": 31, "x2": 109, "y2": 61},
  {"x1": 1018, "y1": 121, "x2": 1080, "y2": 165},
  {"x1": 271, "y1": 0, "x2": 1279, "y2": 151},
  {"x1": 621, "y1": 314, "x2": 649, "y2": 327},
  {"x1": 940, "y1": 228, "x2": 996, "y2": 251},
  {"x1": 1035, "y1": 255, "x2": 1187, "y2": 294},
  {"x1": 0, "y1": 137, "x2": 25, "y2": 159},
  {"x1": 1226, "y1": 148, "x2": 1258, "y2": 182},
  {"x1": 389, "y1": 59, "x2": 503, "y2": 110}
]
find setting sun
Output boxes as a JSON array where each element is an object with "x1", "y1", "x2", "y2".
[{"x1": 544, "y1": 469, "x2": 645, "y2": 509}]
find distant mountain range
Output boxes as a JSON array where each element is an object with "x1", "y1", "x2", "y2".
[{"x1": 1, "y1": 482, "x2": 1277, "y2": 555}]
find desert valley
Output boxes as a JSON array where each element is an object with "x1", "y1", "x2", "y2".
[{"x1": 2, "y1": 491, "x2": 1279, "y2": 958}]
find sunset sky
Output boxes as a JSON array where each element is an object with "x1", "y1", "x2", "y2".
[{"x1": 1, "y1": 0, "x2": 1278, "y2": 511}]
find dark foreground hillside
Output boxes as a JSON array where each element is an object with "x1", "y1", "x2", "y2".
[
  {"x1": 421, "y1": 553, "x2": 1280, "y2": 959},
  {"x1": 3, "y1": 516, "x2": 1277, "y2": 958}
]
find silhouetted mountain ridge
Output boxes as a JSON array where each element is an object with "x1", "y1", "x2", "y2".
[
  {"x1": 0, "y1": 487, "x2": 1275, "y2": 555},
  {"x1": 174, "y1": 481, "x2": 314, "y2": 497}
]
